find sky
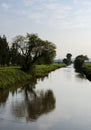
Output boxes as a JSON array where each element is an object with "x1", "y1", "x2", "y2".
[{"x1": 0, "y1": 0, "x2": 91, "y2": 58}]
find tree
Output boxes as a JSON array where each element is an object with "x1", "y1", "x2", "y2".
[
  {"x1": 66, "y1": 53, "x2": 72, "y2": 60},
  {"x1": 10, "y1": 43, "x2": 24, "y2": 65},
  {"x1": 66, "y1": 53, "x2": 72, "y2": 65},
  {"x1": 74, "y1": 55, "x2": 88, "y2": 71},
  {"x1": 63, "y1": 58, "x2": 68, "y2": 65},
  {"x1": 0, "y1": 35, "x2": 10, "y2": 66},
  {"x1": 63, "y1": 53, "x2": 72, "y2": 65},
  {"x1": 11, "y1": 33, "x2": 56, "y2": 71}
]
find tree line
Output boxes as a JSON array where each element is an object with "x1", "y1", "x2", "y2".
[{"x1": 0, "y1": 34, "x2": 56, "y2": 71}]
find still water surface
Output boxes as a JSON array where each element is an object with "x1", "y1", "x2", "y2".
[{"x1": 0, "y1": 66, "x2": 91, "y2": 130}]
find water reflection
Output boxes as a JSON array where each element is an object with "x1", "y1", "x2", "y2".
[
  {"x1": 0, "y1": 90, "x2": 9, "y2": 106},
  {"x1": 20, "y1": 78, "x2": 37, "y2": 100},
  {"x1": 12, "y1": 85, "x2": 56, "y2": 121},
  {"x1": 76, "y1": 73, "x2": 86, "y2": 80},
  {"x1": 1, "y1": 67, "x2": 91, "y2": 130},
  {"x1": 0, "y1": 77, "x2": 56, "y2": 122},
  {"x1": 85, "y1": 74, "x2": 91, "y2": 81}
]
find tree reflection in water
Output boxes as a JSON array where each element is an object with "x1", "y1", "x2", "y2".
[
  {"x1": 76, "y1": 73, "x2": 86, "y2": 79},
  {"x1": 12, "y1": 83, "x2": 56, "y2": 122},
  {"x1": 0, "y1": 89, "x2": 9, "y2": 107}
]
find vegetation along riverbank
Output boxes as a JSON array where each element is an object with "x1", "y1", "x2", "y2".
[
  {"x1": 74, "y1": 55, "x2": 91, "y2": 81},
  {"x1": 0, "y1": 63, "x2": 66, "y2": 89},
  {"x1": 0, "y1": 34, "x2": 66, "y2": 89},
  {"x1": 82, "y1": 63, "x2": 91, "y2": 81}
]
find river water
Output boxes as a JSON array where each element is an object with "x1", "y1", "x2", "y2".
[{"x1": 0, "y1": 66, "x2": 91, "y2": 130}]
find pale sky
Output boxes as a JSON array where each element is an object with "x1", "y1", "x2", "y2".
[{"x1": 0, "y1": 0, "x2": 91, "y2": 58}]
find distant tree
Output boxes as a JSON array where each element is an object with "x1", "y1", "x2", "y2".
[
  {"x1": 63, "y1": 58, "x2": 68, "y2": 65},
  {"x1": 11, "y1": 33, "x2": 56, "y2": 71},
  {"x1": 66, "y1": 53, "x2": 72, "y2": 60},
  {"x1": 66, "y1": 53, "x2": 72, "y2": 65},
  {"x1": 0, "y1": 35, "x2": 10, "y2": 66},
  {"x1": 74, "y1": 55, "x2": 88, "y2": 71},
  {"x1": 63, "y1": 53, "x2": 72, "y2": 65}
]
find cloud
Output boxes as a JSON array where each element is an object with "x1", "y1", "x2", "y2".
[
  {"x1": 17, "y1": 0, "x2": 91, "y2": 29},
  {"x1": 1, "y1": 3, "x2": 10, "y2": 10},
  {"x1": 22, "y1": 1, "x2": 72, "y2": 25},
  {"x1": 24, "y1": 0, "x2": 33, "y2": 6},
  {"x1": 23, "y1": 0, "x2": 48, "y2": 6}
]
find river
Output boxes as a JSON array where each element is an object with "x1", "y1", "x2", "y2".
[{"x1": 0, "y1": 65, "x2": 91, "y2": 130}]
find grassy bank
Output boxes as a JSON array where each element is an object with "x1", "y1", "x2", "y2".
[
  {"x1": 83, "y1": 63, "x2": 91, "y2": 68},
  {"x1": 0, "y1": 68, "x2": 31, "y2": 89},
  {"x1": 35, "y1": 63, "x2": 66, "y2": 77},
  {"x1": 0, "y1": 63, "x2": 66, "y2": 89},
  {"x1": 82, "y1": 63, "x2": 91, "y2": 81}
]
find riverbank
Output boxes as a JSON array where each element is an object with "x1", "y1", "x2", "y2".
[
  {"x1": 0, "y1": 68, "x2": 31, "y2": 89},
  {"x1": 0, "y1": 63, "x2": 66, "y2": 89},
  {"x1": 35, "y1": 64, "x2": 66, "y2": 78},
  {"x1": 75, "y1": 63, "x2": 91, "y2": 81},
  {"x1": 82, "y1": 63, "x2": 91, "y2": 81}
]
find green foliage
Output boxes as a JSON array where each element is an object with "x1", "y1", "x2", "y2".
[
  {"x1": 0, "y1": 35, "x2": 10, "y2": 66},
  {"x1": 63, "y1": 53, "x2": 72, "y2": 65},
  {"x1": 0, "y1": 34, "x2": 57, "y2": 71},
  {"x1": 74, "y1": 55, "x2": 88, "y2": 71},
  {"x1": 0, "y1": 68, "x2": 31, "y2": 89},
  {"x1": 10, "y1": 44, "x2": 23, "y2": 65},
  {"x1": 84, "y1": 63, "x2": 91, "y2": 68},
  {"x1": 81, "y1": 63, "x2": 91, "y2": 81},
  {"x1": 66, "y1": 53, "x2": 72, "y2": 58},
  {"x1": 11, "y1": 34, "x2": 56, "y2": 71},
  {"x1": 63, "y1": 58, "x2": 68, "y2": 65},
  {"x1": 0, "y1": 64, "x2": 65, "y2": 89}
]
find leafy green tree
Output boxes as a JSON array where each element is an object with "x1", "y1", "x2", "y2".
[
  {"x1": 10, "y1": 43, "x2": 24, "y2": 65},
  {"x1": 11, "y1": 33, "x2": 56, "y2": 71},
  {"x1": 0, "y1": 35, "x2": 10, "y2": 66},
  {"x1": 74, "y1": 55, "x2": 88, "y2": 71}
]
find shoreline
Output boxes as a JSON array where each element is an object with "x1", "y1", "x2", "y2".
[{"x1": 0, "y1": 63, "x2": 66, "y2": 89}]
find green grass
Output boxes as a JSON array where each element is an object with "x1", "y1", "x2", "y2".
[
  {"x1": 84, "y1": 62, "x2": 91, "y2": 68},
  {"x1": 35, "y1": 63, "x2": 66, "y2": 78},
  {"x1": 81, "y1": 63, "x2": 91, "y2": 80},
  {"x1": 0, "y1": 68, "x2": 31, "y2": 89},
  {"x1": 83, "y1": 63, "x2": 91, "y2": 72},
  {"x1": 0, "y1": 63, "x2": 66, "y2": 89}
]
